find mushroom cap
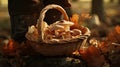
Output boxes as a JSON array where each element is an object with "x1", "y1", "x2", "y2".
[
  {"x1": 28, "y1": 25, "x2": 36, "y2": 33},
  {"x1": 55, "y1": 20, "x2": 74, "y2": 26},
  {"x1": 71, "y1": 29, "x2": 82, "y2": 36},
  {"x1": 49, "y1": 24, "x2": 64, "y2": 31}
]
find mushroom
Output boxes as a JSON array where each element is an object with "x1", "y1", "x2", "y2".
[
  {"x1": 48, "y1": 24, "x2": 64, "y2": 32},
  {"x1": 28, "y1": 25, "x2": 36, "y2": 33},
  {"x1": 54, "y1": 20, "x2": 74, "y2": 31},
  {"x1": 61, "y1": 31, "x2": 72, "y2": 39},
  {"x1": 48, "y1": 24, "x2": 65, "y2": 36},
  {"x1": 26, "y1": 25, "x2": 39, "y2": 42},
  {"x1": 43, "y1": 20, "x2": 77, "y2": 41},
  {"x1": 44, "y1": 34, "x2": 55, "y2": 41},
  {"x1": 71, "y1": 29, "x2": 82, "y2": 38}
]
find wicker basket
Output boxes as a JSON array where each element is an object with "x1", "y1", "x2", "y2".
[{"x1": 28, "y1": 4, "x2": 91, "y2": 56}]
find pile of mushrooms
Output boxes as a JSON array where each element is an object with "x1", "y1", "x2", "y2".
[
  {"x1": 25, "y1": 20, "x2": 83, "y2": 42},
  {"x1": 43, "y1": 20, "x2": 82, "y2": 42}
]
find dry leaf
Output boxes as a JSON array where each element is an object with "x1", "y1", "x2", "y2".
[
  {"x1": 70, "y1": 14, "x2": 79, "y2": 29},
  {"x1": 115, "y1": 25, "x2": 120, "y2": 34},
  {"x1": 79, "y1": 13, "x2": 92, "y2": 24},
  {"x1": 79, "y1": 45, "x2": 105, "y2": 67},
  {"x1": 107, "y1": 25, "x2": 120, "y2": 43}
]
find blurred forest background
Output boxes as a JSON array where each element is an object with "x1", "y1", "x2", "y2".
[
  {"x1": 0, "y1": 0, "x2": 120, "y2": 40},
  {"x1": 0, "y1": 0, "x2": 120, "y2": 67},
  {"x1": 0, "y1": 0, "x2": 10, "y2": 41}
]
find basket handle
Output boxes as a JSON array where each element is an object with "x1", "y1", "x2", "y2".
[{"x1": 37, "y1": 4, "x2": 69, "y2": 42}]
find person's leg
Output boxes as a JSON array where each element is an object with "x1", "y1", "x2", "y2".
[
  {"x1": 8, "y1": 0, "x2": 42, "y2": 43},
  {"x1": 10, "y1": 15, "x2": 26, "y2": 43},
  {"x1": 10, "y1": 15, "x2": 37, "y2": 43}
]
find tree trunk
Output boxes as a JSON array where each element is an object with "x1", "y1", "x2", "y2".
[
  {"x1": 119, "y1": 0, "x2": 120, "y2": 5},
  {"x1": 91, "y1": 0, "x2": 106, "y2": 23},
  {"x1": 72, "y1": 0, "x2": 78, "y2": 2},
  {"x1": 0, "y1": 0, "x2": 1, "y2": 6},
  {"x1": 110, "y1": 0, "x2": 114, "y2": 3}
]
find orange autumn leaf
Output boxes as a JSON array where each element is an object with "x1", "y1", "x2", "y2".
[
  {"x1": 79, "y1": 13, "x2": 91, "y2": 21},
  {"x1": 8, "y1": 40, "x2": 14, "y2": 50},
  {"x1": 107, "y1": 25, "x2": 120, "y2": 43},
  {"x1": 70, "y1": 14, "x2": 79, "y2": 29},
  {"x1": 99, "y1": 41, "x2": 114, "y2": 54},
  {"x1": 3, "y1": 39, "x2": 16, "y2": 50},
  {"x1": 79, "y1": 45, "x2": 105, "y2": 67},
  {"x1": 115, "y1": 25, "x2": 120, "y2": 34}
]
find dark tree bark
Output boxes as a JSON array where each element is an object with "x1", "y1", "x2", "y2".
[
  {"x1": 110, "y1": 0, "x2": 114, "y2": 3},
  {"x1": 119, "y1": 0, "x2": 120, "y2": 5},
  {"x1": 0, "y1": 1, "x2": 1, "y2": 6},
  {"x1": 72, "y1": 0, "x2": 78, "y2": 2},
  {"x1": 91, "y1": 0, "x2": 106, "y2": 23}
]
